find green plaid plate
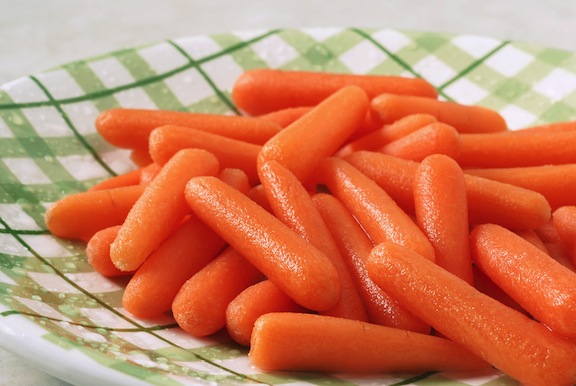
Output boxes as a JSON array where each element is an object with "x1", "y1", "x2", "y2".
[{"x1": 1, "y1": 27, "x2": 575, "y2": 386}]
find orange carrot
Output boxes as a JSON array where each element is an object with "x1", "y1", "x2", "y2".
[
  {"x1": 457, "y1": 130, "x2": 576, "y2": 167},
  {"x1": 148, "y1": 125, "x2": 261, "y2": 184},
  {"x1": 510, "y1": 120, "x2": 576, "y2": 134},
  {"x1": 313, "y1": 192, "x2": 430, "y2": 333},
  {"x1": 85, "y1": 226, "x2": 133, "y2": 277},
  {"x1": 514, "y1": 229, "x2": 548, "y2": 252},
  {"x1": 344, "y1": 151, "x2": 551, "y2": 229},
  {"x1": 130, "y1": 148, "x2": 153, "y2": 167},
  {"x1": 216, "y1": 168, "x2": 251, "y2": 195},
  {"x1": 471, "y1": 223, "x2": 576, "y2": 339},
  {"x1": 258, "y1": 160, "x2": 368, "y2": 321},
  {"x1": 258, "y1": 106, "x2": 313, "y2": 128},
  {"x1": 249, "y1": 312, "x2": 489, "y2": 373},
  {"x1": 472, "y1": 266, "x2": 528, "y2": 315},
  {"x1": 95, "y1": 108, "x2": 281, "y2": 149},
  {"x1": 232, "y1": 69, "x2": 437, "y2": 115},
  {"x1": 44, "y1": 184, "x2": 145, "y2": 242},
  {"x1": 317, "y1": 157, "x2": 436, "y2": 261},
  {"x1": 247, "y1": 184, "x2": 273, "y2": 213},
  {"x1": 122, "y1": 216, "x2": 225, "y2": 318},
  {"x1": 465, "y1": 164, "x2": 576, "y2": 209},
  {"x1": 337, "y1": 113, "x2": 437, "y2": 157},
  {"x1": 172, "y1": 247, "x2": 263, "y2": 336},
  {"x1": 367, "y1": 241, "x2": 576, "y2": 386},
  {"x1": 379, "y1": 122, "x2": 461, "y2": 162},
  {"x1": 110, "y1": 149, "x2": 219, "y2": 272},
  {"x1": 552, "y1": 206, "x2": 576, "y2": 267},
  {"x1": 258, "y1": 85, "x2": 369, "y2": 183},
  {"x1": 184, "y1": 176, "x2": 341, "y2": 311},
  {"x1": 371, "y1": 93, "x2": 507, "y2": 133},
  {"x1": 413, "y1": 154, "x2": 473, "y2": 284},
  {"x1": 226, "y1": 280, "x2": 307, "y2": 346},
  {"x1": 139, "y1": 163, "x2": 162, "y2": 185},
  {"x1": 88, "y1": 168, "x2": 143, "y2": 191}
]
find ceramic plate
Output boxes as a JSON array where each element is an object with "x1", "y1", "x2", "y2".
[{"x1": 1, "y1": 27, "x2": 575, "y2": 386}]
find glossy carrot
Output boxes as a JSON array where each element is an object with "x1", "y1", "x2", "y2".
[
  {"x1": 138, "y1": 163, "x2": 162, "y2": 185},
  {"x1": 371, "y1": 93, "x2": 507, "y2": 133},
  {"x1": 551, "y1": 206, "x2": 576, "y2": 268},
  {"x1": 471, "y1": 223, "x2": 576, "y2": 339},
  {"x1": 85, "y1": 226, "x2": 132, "y2": 277},
  {"x1": 457, "y1": 130, "x2": 576, "y2": 167},
  {"x1": 344, "y1": 151, "x2": 551, "y2": 229},
  {"x1": 233, "y1": 69, "x2": 437, "y2": 115},
  {"x1": 514, "y1": 229, "x2": 548, "y2": 252},
  {"x1": 95, "y1": 108, "x2": 281, "y2": 149},
  {"x1": 88, "y1": 168, "x2": 142, "y2": 191},
  {"x1": 337, "y1": 113, "x2": 437, "y2": 157},
  {"x1": 258, "y1": 85, "x2": 369, "y2": 183},
  {"x1": 249, "y1": 312, "x2": 489, "y2": 373},
  {"x1": 465, "y1": 164, "x2": 576, "y2": 209},
  {"x1": 148, "y1": 125, "x2": 261, "y2": 184},
  {"x1": 258, "y1": 160, "x2": 368, "y2": 321},
  {"x1": 367, "y1": 241, "x2": 576, "y2": 386},
  {"x1": 258, "y1": 106, "x2": 312, "y2": 128},
  {"x1": 44, "y1": 184, "x2": 145, "y2": 242},
  {"x1": 172, "y1": 247, "x2": 263, "y2": 336},
  {"x1": 110, "y1": 149, "x2": 220, "y2": 272},
  {"x1": 413, "y1": 154, "x2": 473, "y2": 284},
  {"x1": 380, "y1": 122, "x2": 461, "y2": 162},
  {"x1": 472, "y1": 266, "x2": 527, "y2": 315},
  {"x1": 317, "y1": 156, "x2": 435, "y2": 261},
  {"x1": 313, "y1": 192, "x2": 430, "y2": 333},
  {"x1": 247, "y1": 184, "x2": 273, "y2": 213},
  {"x1": 122, "y1": 216, "x2": 225, "y2": 318},
  {"x1": 226, "y1": 280, "x2": 307, "y2": 346},
  {"x1": 184, "y1": 176, "x2": 341, "y2": 311},
  {"x1": 130, "y1": 148, "x2": 153, "y2": 167}
]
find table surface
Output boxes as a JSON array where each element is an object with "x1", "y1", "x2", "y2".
[{"x1": 1, "y1": 1, "x2": 575, "y2": 384}]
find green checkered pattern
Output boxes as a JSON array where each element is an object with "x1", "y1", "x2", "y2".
[{"x1": 3, "y1": 26, "x2": 576, "y2": 385}]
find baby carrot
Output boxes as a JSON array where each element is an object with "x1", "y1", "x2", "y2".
[
  {"x1": 552, "y1": 206, "x2": 576, "y2": 266},
  {"x1": 226, "y1": 280, "x2": 307, "y2": 346},
  {"x1": 471, "y1": 223, "x2": 576, "y2": 339},
  {"x1": 258, "y1": 160, "x2": 368, "y2": 321},
  {"x1": 317, "y1": 156, "x2": 436, "y2": 261},
  {"x1": 379, "y1": 122, "x2": 461, "y2": 162},
  {"x1": 313, "y1": 192, "x2": 430, "y2": 333},
  {"x1": 85, "y1": 226, "x2": 132, "y2": 277},
  {"x1": 130, "y1": 148, "x2": 153, "y2": 167},
  {"x1": 457, "y1": 130, "x2": 576, "y2": 167},
  {"x1": 88, "y1": 168, "x2": 143, "y2": 191},
  {"x1": 232, "y1": 69, "x2": 437, "y2": 116},
  {"x1": 344, "y1": 151, "x2": 551, "y2": 229},
  {"x1": 122, "y1": 216, "x2": 225, "y2": 318},
  {"x1": 249, "y1": 312, "x2": 489, "y2": 373},
  {"x1": 184, "y1": 176, "x2": 341, "y2": 311},
  {"x1": 465, "y1": 164, "x2": 576, "y2": 209},
  {"x1": 367, "y1": 241, "x2": 576, "y2": 386},
  {"x1": 95, "y1": 108, "x2": 281, "y2": 149},
  {"x1": 139, "y1": 163, "x2": 162, "y2": 185},
  {"x1": 247, "y1": 184, "x2": 273, "y2": 213},
  {"x1": 44, "y1": 184, "x2": 145, "y2": 242},
  {"x1": 371, "y1": 93, "x2": 507, "y2": 133},
  {"x1": 472, "y1": 266, "x2": 527, "y2": 315},
  {"x1": 336, "y1": 113, "x2": 437, "y2": 157},
  {"x1": 258, "y1": 85, "x2": 369, "y2": 183},
  {"x1": 172, "y1": 247, "x2": 263, "y2": 337},
  {"x1": 413, "y1": 154, "x2": 473, "y2": 284},
  {"x1": 258, "y1": 106, "x2": 312, "y2": 128},
  {"x1": 148, "y1": 125, "x2": 261, "y2": 184},
  {"x1": 110, "y1": 149, "x2": 220, "y2": 272}
]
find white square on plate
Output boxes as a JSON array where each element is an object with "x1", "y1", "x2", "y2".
[
  {"x1": 27, "y1": 272, "x2": 82, "y2": 294},
  {"x1": 412, "y1": 55, "x2": 457, "y2": 87},
  {"x1": 61, "y1": 101, "x2": 101, "y2": 135},
  {"x1": 484, "y1": 45, "x2": 534, "y2": 77},
  {"x1": 34, "y1": 69, "x2": 85, "y2": 100},
  {"x1": 250, "y1": 34, "x2": 299, "y2": 68},
  {"x1": 200, "y1": 55, "x2": 244, "y2": 91},
  {"x1": 498, "y1": 104, "x2": 538, "y2": 130},
  {"x1": 173, "y1": 35, "x2": 223, "y2": 61},
  {"x1": 451, "y1": 34, "x2": 503, "y2": 58},
  {"x1": 164, "y1": 68, "x2": 215, "y2": 107},
  {"x1": 443, "y1": 77, "x2": 489, "y2": 105},
  {"x1": 21, "y1": 106, "x2": 71, "y2": 137},
  {"x1": 138, "y1": 42, "x2": 189, "y2": 75},
  {"x1": 339, "y1": 40, "x2": 388, "y2": 74},
  {"x1": 0, "y1": 203, "x2": 42, "y2": 230},
  {"x1": 371, "y1": 29, "x2": 412, "y2": 53},
  {"x1": 13, "y1": 296, "x2": 72, "y2": 321},
  {"x1": 89, "y1": 57, "x2": 135, "y2": 89},
  {"x1": 56, "y1": 154, "x2": 111, "y2": 181},
  {"x1": 20, "y1": 234, "x2": 73, "y2": 258},
  {"x1": 1, "y1": 77, "x2": 49, "y2": 103},
  {"x1": 532, "y1": 67, "x2": 576, "y2": 102},
  {"x1": 113, "y1": 87, "x2": 157, "y2": 109},
  {"x1": 301, "y1": 27, "x2": 343, "y2": 42},
  {"x1": 2, "y1": 158, "x2": 52, "y2": 185},
  {"x1": 0, "y1": 234, "x2": 33, "y2": 257},
  {"x1": 64, "y1": 271, "x2": 125, "y2": 293}
]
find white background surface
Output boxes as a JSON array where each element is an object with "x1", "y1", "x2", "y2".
[{"x1": 1, "y1": 1, "x2": 575, "y2": 385}]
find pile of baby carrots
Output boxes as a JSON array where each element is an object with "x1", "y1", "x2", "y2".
[{"x1": 45, "y1": 68, "x2": 576, "y2": 386}]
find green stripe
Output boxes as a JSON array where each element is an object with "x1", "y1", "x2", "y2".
[
  {"x1": 0, "y1": 29, "x2": 280, "y2": 111},
  {"x1": 390, "y1": 371, "x2": 437, "y2": 385},
  {"x1": 29, "y1": 76, "x2": 116, "y2": 175}
]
